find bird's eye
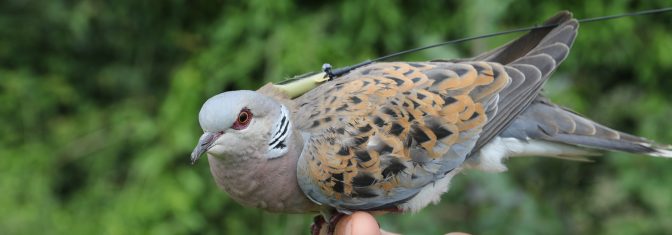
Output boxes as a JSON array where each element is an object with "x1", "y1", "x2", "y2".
[{"x1": 232, "y1": 108, "x2": 252, "y2": 130}]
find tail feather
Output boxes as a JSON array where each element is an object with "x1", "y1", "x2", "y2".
[
  {"x1": 502, "y1": 97, "x2": 672, "y2": 158},
  {"x1": 465, "y1": 11, "x2": 671, "y2": 160},
  {"x1": 639, "y1": 143, "x2": 672, "y2": 158}
]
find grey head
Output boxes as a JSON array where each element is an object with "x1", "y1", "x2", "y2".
[{"x1": 191, "y1": 90, "x2": 293, "y2": 164}]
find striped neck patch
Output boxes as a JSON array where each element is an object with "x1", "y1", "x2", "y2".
[{"x1": 267, "y1": 105, "x2": 291, "y2": 159}]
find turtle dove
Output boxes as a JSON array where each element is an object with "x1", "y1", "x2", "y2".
[{"x1": 190, "y1": 11, "x2": 672, "y2": 234}]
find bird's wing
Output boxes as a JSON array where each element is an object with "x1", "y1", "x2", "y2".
[
  {"x1": 470, "y1": 11, "x2": 575, "y2": 64},
  {"x1": 293, "y1": 12, "x2": 578, "y2": 211},
  {"x1": 293, "y1": 61, "x2": 509, "y2": 211},
  {"x1": 469, "y1": 11, "x2": 578, "y2": 152}
]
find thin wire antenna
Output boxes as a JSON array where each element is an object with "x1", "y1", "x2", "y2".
[{"x1": 322, "y1": 7, "x2": 672, "y2": 79}]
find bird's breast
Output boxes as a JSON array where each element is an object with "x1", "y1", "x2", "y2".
[{"x1": 206, "y1": 148, "x2": 319, "y2": 213}]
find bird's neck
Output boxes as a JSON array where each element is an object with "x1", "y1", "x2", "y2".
[
  {"x1": 265, "y1": 104, "x2": 292, "y2": 159},
  {"x1": 207, "y1": 128, "x2": 319, "y2": 213}
]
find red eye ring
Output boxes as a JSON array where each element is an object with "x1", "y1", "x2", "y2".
[{"x1": 232, "y1": 108, "x2": 252, "y2": 130}]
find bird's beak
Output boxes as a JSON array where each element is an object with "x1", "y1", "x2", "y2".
[{"x1": 190, "y1": 132, "x2": 221, "y2": 165}]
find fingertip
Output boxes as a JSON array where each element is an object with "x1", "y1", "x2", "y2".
[
  {"x1": 350, "y1": 212, "x2": 380, "y2": 235},
  {"x1": 334, "y1": 215, "x2": 351, "y2": 235},
  {"x1": 334, "y1": 212, "x2": 380, "y2": 235}
]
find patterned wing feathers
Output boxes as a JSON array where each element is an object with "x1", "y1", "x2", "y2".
[
  {"x1": 293, "y1": 11, "x2": 582, "y2": 211},
  {"x1": 296, "y1": 61, "x2": 510, "y2": 210},
  {"x1": 469, "y1": 13, "x2": 578, "y2": 153}
]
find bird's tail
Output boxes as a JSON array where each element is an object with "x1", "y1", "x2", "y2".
[{"x1": 502, "y1": 97, "x2": 672, "y2": 158}]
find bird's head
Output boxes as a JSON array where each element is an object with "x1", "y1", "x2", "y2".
[{"x1": 190, "y1": 90, "x2": 292, "y2": 164}]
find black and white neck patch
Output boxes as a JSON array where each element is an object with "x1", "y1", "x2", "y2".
[{"x1": 267, "y1": 105, "x2": 291, "y2": 159}]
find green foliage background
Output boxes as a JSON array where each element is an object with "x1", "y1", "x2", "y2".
[{"x1": 2, "y1": 0, "x2": 672, "y2": 234}]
